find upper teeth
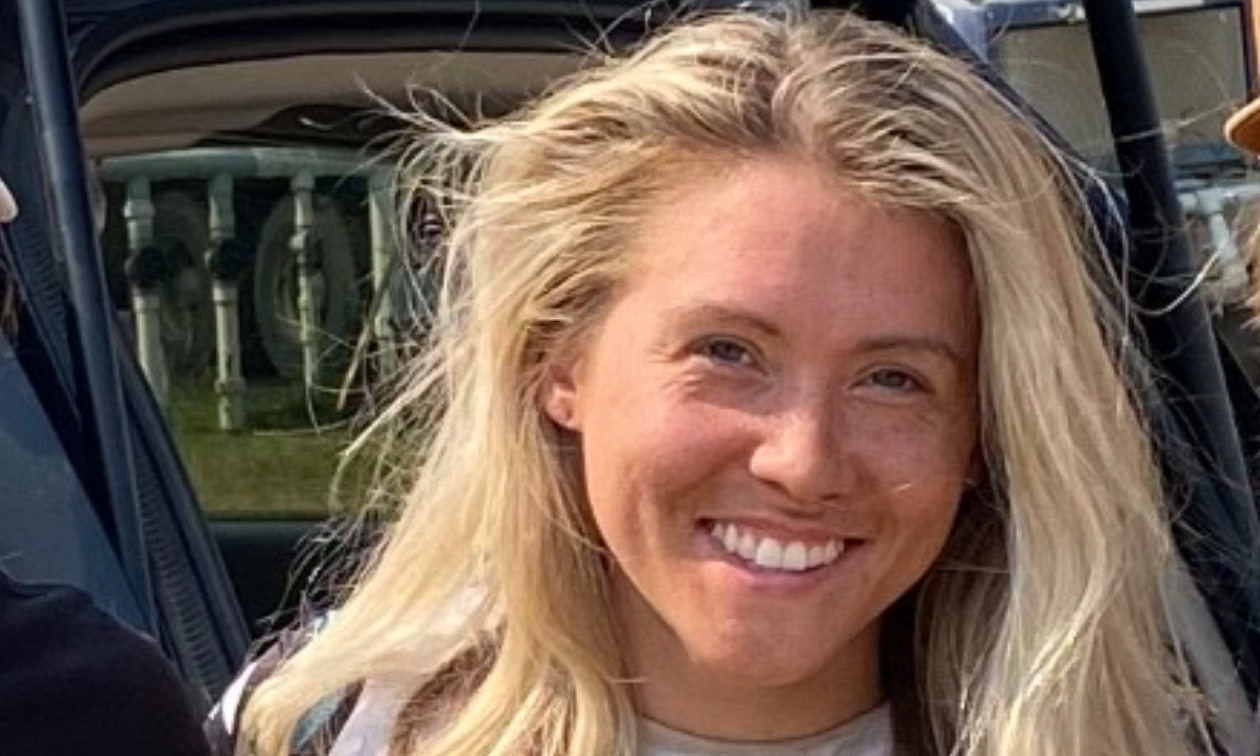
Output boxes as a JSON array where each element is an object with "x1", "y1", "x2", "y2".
[{"x1": 708, "y1": 522, "x2": 844, "y2": 572}]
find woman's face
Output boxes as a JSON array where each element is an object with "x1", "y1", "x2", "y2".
[{"x1": 544, "y1": 157, "x2": 980, "y2": 739}]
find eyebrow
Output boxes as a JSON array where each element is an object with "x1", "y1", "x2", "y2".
[{"x1": 662, "y1": 303, "x2": 782, "y2": 339}]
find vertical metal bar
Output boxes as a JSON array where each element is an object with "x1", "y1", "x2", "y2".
[
  {"x1": 15, "y1": 0, "x2": 157, "y2": 633},
  {"x1": 1082, "y1": 0, "x2": 1249, "y2": 490},
  {"x1": 369, "y1": 172, "x2": 398, "y2": 378},
  {"x1": 291, "y1": 171, "x2": 321, "y2": 389},
  {"x1": 124, "y1": 176, "x2": 170, "y2": 408},
  {"x1": 208, "y1": 174, "x2": 246, "y2": 432}
]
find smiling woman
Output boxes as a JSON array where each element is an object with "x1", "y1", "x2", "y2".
[{"x1": 211, "y1": 8, "x2": 1226, "y2": 756}]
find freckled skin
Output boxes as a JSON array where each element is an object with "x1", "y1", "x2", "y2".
[{"x1": 544, "y1": 158, "x2": 980, "y2": 740}]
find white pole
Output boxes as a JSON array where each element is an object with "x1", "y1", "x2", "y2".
[
  {"x1": 207, "y1": 174, "x2": 246, "y2": 432},
  {"x1": 290, "y1": 171, "x2": 322, "y2": 389},
  {"x1": 123, "y1": 177, "x2": 168, "y2": 408},
  {"x1": 369, "y1": 172, "x2": 398, "y2": 378}
]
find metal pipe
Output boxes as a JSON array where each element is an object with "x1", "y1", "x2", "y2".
[
  {"x1": 1181, "y1": 188, "x2": 1251, "y2": 307},
  {"x1": 369, "y1": 172, "x2": 398, "y2": 378},
  {"x1": 290, "y1": 171, "x2": 322, "y2": 389},
  {"x1": 123, "y1": 177, "x2": 169, "y2": 408},
  {"x1": 100, "y1": 146, "x2": 368, "y2": 183},
  {"x1": 207, "y1": 175, "x2": 246, "y2": 432},
  {"x1": 1084, "y1": 0, "x2": 1251, "y2": 488}
]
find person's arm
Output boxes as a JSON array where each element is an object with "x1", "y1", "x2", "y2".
[{"x1": 0, "y1": 570, "x2": 212, "y2": 756}]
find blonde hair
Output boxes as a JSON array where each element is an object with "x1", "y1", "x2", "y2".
[{"x1": 243, "y1": 11, "x2": 1209, "y2": 756}]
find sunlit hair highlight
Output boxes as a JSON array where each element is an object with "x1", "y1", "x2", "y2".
[{"x1": 243, "y1": 10, "x2": 1208, "y2": 756}]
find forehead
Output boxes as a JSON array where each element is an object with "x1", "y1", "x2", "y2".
[{"x1": 626, "y1": 157, "x2": 972, "y2": 321}]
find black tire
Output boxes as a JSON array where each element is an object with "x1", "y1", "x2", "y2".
[{"x1": 251, "y1": 194, "x2": 361, "y2": 381}]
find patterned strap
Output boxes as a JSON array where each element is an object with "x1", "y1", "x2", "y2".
[{"x1": 205, "y1": 621, "x2": 362, "y2": 756}]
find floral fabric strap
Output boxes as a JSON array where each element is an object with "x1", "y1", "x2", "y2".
[{"x1": 205, "y1": 617, "x2": 361, "y2": 756}]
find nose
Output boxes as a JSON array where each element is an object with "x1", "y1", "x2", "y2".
[{"x1": 747, "y1": 393, "x2": 854, "y2": 507}]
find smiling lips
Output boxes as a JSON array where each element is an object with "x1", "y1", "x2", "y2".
[{"x1": 707, "y1": 521, "x2": 847, "y2": 572}]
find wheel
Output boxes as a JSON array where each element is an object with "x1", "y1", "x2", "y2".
[
  {"x1": 251, "y1": 194, "x2": 361, "y2": 380},
  {"x1": 151, "y1": 190, "x2": 213, "y2": 378}
]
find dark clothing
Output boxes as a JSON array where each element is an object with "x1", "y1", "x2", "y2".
[{"x1": 0, "y1": 570, "x2": 212, "y2": 756}]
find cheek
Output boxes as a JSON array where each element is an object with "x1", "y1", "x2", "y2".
[
  {"x1": 860, "y1": 416, "x2": 974, "y2": 558},
  {"x1": 873, "y1": 483, "x2": 964, "y2": 604},
  {"x1": 579, "y1": 411, "x2": 739, "y2": 540},
  {"x1": 862, "y1": 410, "x2": 978, "y2": 492},
  {"x1": 578, "y1": 429, "x2": 672, "y2": 537}
]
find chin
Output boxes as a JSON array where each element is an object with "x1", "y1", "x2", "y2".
[{"x1": 692, "y1": 636, "x2": 836, "y2": 688}]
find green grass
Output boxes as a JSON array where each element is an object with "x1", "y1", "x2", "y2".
[{"x1": 166, "y1": 379, "x2": 366, "y2": 518}]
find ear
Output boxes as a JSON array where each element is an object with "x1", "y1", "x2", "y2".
[{"x1": 541, "y1": 358, "x2": 582, "y2": 431}]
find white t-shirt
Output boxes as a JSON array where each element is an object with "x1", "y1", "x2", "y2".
[
  {"x1": 327, "y1": 684, "x2": 892, "y2": 756},
  {"x1": 638, "y1": 705, "x2": 892, "y2": 756}
]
